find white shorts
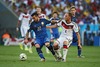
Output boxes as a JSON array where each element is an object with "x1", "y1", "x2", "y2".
[
  {"x1": 20, "y1": 26, "x2": 29, "y2": 37},
  {"x1": 56, "y1": 36, "x2": 72, "y2": 49}
]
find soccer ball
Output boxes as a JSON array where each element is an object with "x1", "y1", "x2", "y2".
[{"x1": 19, "y1": 53, "x2": 27, "y2": 61}]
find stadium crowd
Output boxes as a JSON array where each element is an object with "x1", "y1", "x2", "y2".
[{"x1": 3, "y1": 0, "x2": 100, "y2": 46}]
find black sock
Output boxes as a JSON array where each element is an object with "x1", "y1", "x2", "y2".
[
  {"x1": 36, "y1": 48, "x2": 45, "y2": 59},
  {"x1": 77, "y1": 46, "x2": 81, "y2": 56},
  {"x1": 47, "y1": 45, "x2": 55, "y2": 55}
]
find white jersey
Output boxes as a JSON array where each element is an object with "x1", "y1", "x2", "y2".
[
  {"x1": 19, "y1": 13, "x2": 31, "y2": 37},
  {"x1": 57, "y1": 20, "x2": 79, "y2": 40},
  {"x1": 39, "y1": 13, "x2": 46, "y2": 19},
  {"x1": 19, "y1": 13, "x2": 31, "y2": 27}
]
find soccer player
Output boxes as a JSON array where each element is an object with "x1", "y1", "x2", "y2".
[
  {"x1": 50, "y1": 12, "x2": 62, "y2": 57},
  {"x1": 36, "y1": 7, "x2": 46, "y2": 18},
  {"x1": 69, "y1": 6, "x2": 84, "y2": 58},
  {"x1": 36, "y1": 7, "x2": 50, "y2": 54},
  {"x1": 24, "y1": 12, "x2": 57, "y2": 62},
  {"x1": 47, "y1": 12, "x2": 82, "y2": 62},
  {"x1": 50, "y1": 12, "x2": 60, "y2": 40},
  {"x1": 16, "y1": 8, "x2": 32, "y2": 52}
]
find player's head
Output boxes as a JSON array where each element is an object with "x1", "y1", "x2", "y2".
[
  {"x1": 31, "y1": 12, "x2": 39, "y2": 22},
  {"x1": 52, "y1": 12, "x2": 58, "y2": 18},
  {"x1": 64, "y1": 12, "x2": 72, "y2": 23},
  {"x1": 23, "y1": 8, "x2": 28, "y2": 14},
  {"x1": 69, "y1": 6, "x2": 76, "y2": 16},
  {"x1": 36, "y1": 7, "x2": 42, "y2": 15}
]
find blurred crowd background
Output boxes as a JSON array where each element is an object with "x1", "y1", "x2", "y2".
[{"x1": 1, "y1": 0, "x2": 100, "y2": 46}]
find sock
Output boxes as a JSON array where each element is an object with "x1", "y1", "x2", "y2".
[
  {"x1": 36, "y1": 48, "x2": 45, "y2": 59},
  {"x1": 57, "y1": 49, "x2": 62, "y2": 58},
  {"x1": 25, "y1": 44, "x2": 28, "y2": 49},
  {"x1": 47, "y1": 45, "x2": 55, "y2": 55},
  {"x1": 63, "y1": 45, "x2": 68, "y2": 60},
  {"x1": 50, "y1": 41, "x2": 53, "y2": 46},
  {"x1": 78, "y1": 46, "x2": 81, "y2": 56},
  {"x1": 46, "y1": 47, "x2": 50, "y2": 53},
  {"x1": 55, "y1": 49, "x2": 62, "y2": 58},
  {"x1": 29, "y1": 43, "x2": 32, "y2": 48}
]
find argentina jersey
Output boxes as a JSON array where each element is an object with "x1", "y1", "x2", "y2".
[
  {"x1": 72, "y1": 16, "x2": 78, "y2": 42},
  {"x1": 28, "y1": 19, "x2": 51, "y2": 38}
]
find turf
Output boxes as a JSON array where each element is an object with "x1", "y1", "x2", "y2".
[{"x1": 0, "y1": 45, "x2": 100, "y2": 67}]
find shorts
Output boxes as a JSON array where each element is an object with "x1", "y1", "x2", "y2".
[
  {"x1": 56, "y1": 36, "x2": 72, "y2": 49},
  {"x1": 34, "y1": 37, "x2": 50, "y2": 48}
]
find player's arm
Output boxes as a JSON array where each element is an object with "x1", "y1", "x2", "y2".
[
  {"x1": 16, "y1": 13, "x2": 23, "y2": 31},
  {"x1": 46, "y1": 19, "x2": 62, "y2": 29},
  {"x1": 76, "y1": 32, "x2": 82, "y2": 48},
  {"x1": 73, "y1": 22, "x2": 82, "y2": 48},
  {"x1": 46, "y1": 24, "x2": 58, "y2": 29},
  {"x1": 16, "y1": 20, "x2": 21, "y2": 31}
]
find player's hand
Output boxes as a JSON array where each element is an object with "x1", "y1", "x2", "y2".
[
  {"x1": 78, "y1": 44, "x2": 82, "y2": 49},
  {"x1": 24, "y1": 38, "x2": 28, "y2": 44},
  {"x1": 16, "y1": 27, "x2": 19, "y2": 31}
]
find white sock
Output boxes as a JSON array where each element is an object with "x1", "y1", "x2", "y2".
[
  {"x1": 63, "y1": 48, "x2": 68, "y2": 61},
  {"x1": 29, "y1": 43, "x2": 32, "y2": 49},
  {"x1": 46, "y1": 47, "x2": 50, "y2": 53},
  {"x1": 58, "y1": 49, "x2": 62, "y2": 58},
  {"x1": 24, "y1": 44, "x2": 28, "y2": 49},
  {"x1": 55, "y1": 49, "x2": 62, "y2": 58}
]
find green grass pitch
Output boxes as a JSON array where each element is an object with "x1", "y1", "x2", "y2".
[{"x1": 0, "y1": 45, "x2": 100, "y2": 67}]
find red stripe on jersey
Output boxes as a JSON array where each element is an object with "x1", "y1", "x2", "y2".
[
  {"x1": 39, "y1": 15, "x2": 44, "y2": 18},
  {"x1": 61, "y1": 21, "x2": 73, "y2": 29},
  {"x1": 23, "y1": 15, "x2": 29, "y2": 18}
]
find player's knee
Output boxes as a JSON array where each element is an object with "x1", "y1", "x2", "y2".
[
  {"x1": 53, "y1": 42, "x2": 59, "y2": 50},
  {"x1": 63, "y1": 41, "x2": 69, "y2": 49},
  {"x1": 45, "y1": 42, "x2": 50, "y2": 47},
  {"x1": 35, "y1": 44, "x2": 40, "y2": 48},
  {"x1": 63, "y1": 45, "x2": 68, "y2": 49},
  {"x1": 63, "y1": 41, "x2": 69, "y2": 45}
]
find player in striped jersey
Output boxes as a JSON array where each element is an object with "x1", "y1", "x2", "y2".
[
  {"x1": 16, "y1": 8, "x2": 31, "y2": 51},
  {"x1": 47, "y1": 12, "x2": 82, "y2": 62}
]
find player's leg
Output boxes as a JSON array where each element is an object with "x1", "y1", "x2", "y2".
[
  {"x1": 53, "y1": 33, "x2": 62, "y2": 59},
  {"x1": 35, "y1": 44, "x2": 45, "y2": 61},
  {"x1": 35, "y1": 39, "x2": 45, "y2": 61},
  {"x1": 20, "y1": 27, "x2": 29, "y2": 50},
  {"x1": 45, "y1": 47, "x2": 50, "y2": 54},
  {"x1": 73, "y1": 36, "x2": 83, "y2": 58},
  {"x1": 45, "y1": 29, "x2": 51, "y2": 54},
  {"x1": 62, "y1": 41, "x2": 69, "y2": 62},
  {"x1": 27, "y1": 38, "x2": 33, "y2": 53},
  {"x1": 53, "y1": 41, "x2": 62, "y2": 61},
  {"x1": 23, "y1": 27, "x2": 29, "y2": 51},
  {"x1": 19, "y1": 27, "x2": 25, "y2": 50},
  {"x1": 45, "y1": 42, "x2": 59, "y2": 61}
]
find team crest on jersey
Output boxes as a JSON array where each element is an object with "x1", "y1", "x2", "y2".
[
  {"x1": 41, "y1": 22, "x2": 44, "y2": 26},
  {"x1": 62, "y1": 22, "x2": 73, "y2": 29}
]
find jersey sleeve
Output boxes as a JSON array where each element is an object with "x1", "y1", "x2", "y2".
[
  {"x1": 45, "y1": 19, "x2": 51, "y2": 24},
  {"x1": 73, "y1": 22, "x2": 79, "y2": 32},
  {"x1": 18, "y1": 13, "x2": 23, "y2": 21},
  {"x1": 57, "y1": 20, "x2": 62, "y2": 26}
]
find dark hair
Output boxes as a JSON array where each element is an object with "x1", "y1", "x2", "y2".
[
  {"x1": 69, "y1": 6, "x2": 76, "y2": 11},
  {"x1": 53, "y1": 11, "x2": 58, "y2": 15},
  {"x1": 68, "y1": 12, "x2": 72, "y2": 17},
  {"x1": 31, "y1": 12, "x2": 38, "y2": 16}
]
